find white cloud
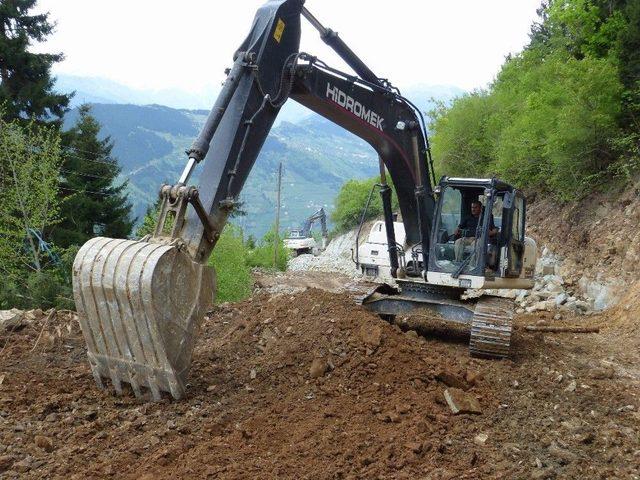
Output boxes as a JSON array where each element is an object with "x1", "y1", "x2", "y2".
[{"x1": 34, "y1": 0, "x2": 542, "y2": 92}]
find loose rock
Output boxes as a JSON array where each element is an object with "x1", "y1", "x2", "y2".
[
  {"x1": 0, "y1": 309, "x2": 25, "y2": 332},
  {"x1": 309, "y1": 358, "x2": 328, "y2": 378},
  {"x1": 436, "y1": 370, "x2": 470, "y2": 390},
  {"x1": 443, "y1": 388, "x2": 482, "y2": 415},
  {"x1": 359, "y1": 323, "x2": 382, "y2": 349},
  {"x1": 34, "y1": 435, "x2": 54, "y2": 452},
  {"x1": 0, "y1": 455, "x2": 14, "y2": 472},
  {"x1": 589, "y1": 366, "x2": 615, "y2": 379},
  {"x1": 13, "y1": 457, "x2": 32, "y2": 473}
]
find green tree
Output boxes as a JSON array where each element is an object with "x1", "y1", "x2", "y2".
[
  {"x1": 0, "y1": 117, "x2": 71, "y2": 310},
  {"x1": 0, "y1": 0, "x2": 71, "y2": 123},
  {"x1": 245, "y1": 234, "x2": 257, "y2": 250},
  {"x1": 331, "y1": 176, "x2": 399, "y2": 233},
  {"x1": 429, "y1": 0, "x2": 631, "y2": 200},
  {"x1": 135, "y1": 199, "x2": 165, "y2": 239},
  {"x1": 52, "y1": 104, "x2": 133, "y2": 247},
  {"x1": 429, "y1": 92, "x2": 496, "y2": 179},
  {"x1": 246, "y1": 225, "x2": 288, "y2": 271},
  {"x1": 0, "y1": 117, "x2": 62, "y2": 276},
  {"x1": 491, "y1": 50, "x2": 623, "y2": 196}
]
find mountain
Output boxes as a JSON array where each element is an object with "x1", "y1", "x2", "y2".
[
  {"x1": 55, "y1": 74, "x2": 218, "y2": 110},
  {"x1": 63, "y1": 105, "x2": 379, "y2": 237},
  {"x1": 56, "y1": 75, "x2": 462, "y2": 125},
  {"x1": 402, "y1": 84, "x2": 465, "y2": 114},
  {"x1": 56, "y1": 74, "x2": 313, "y2": 125}
]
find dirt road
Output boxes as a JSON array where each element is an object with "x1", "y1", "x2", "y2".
[{"x1": 0, "y1": 273, "x2": 638, "y2": 479}]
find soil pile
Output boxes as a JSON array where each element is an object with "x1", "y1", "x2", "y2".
[{"x1": 0, "y1": 288, "x2": 638, "y2": 479}]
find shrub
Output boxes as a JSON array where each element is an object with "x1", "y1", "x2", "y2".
[
  {"x1": 246, "y1": 226, "x2": 288, "y2": 271},
  {"x1": 208, "y1": 225, "x2": 253, "y2": 303}
]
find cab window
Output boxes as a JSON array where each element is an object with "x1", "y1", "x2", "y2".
[{"x1": 433, "y1": 187, "x2": 485, "y2": 274}]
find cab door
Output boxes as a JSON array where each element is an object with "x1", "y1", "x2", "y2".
[{"x1": 500, "y1": 191, "x2": 526, "y2": 277}]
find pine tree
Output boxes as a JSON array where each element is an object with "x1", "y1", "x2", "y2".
[
  {"x1": 52, "y1": 105, "x2": 133, "y2": 248},
  {"x1": 0, "y1": 0, "x2": 71, "y2": 123}
]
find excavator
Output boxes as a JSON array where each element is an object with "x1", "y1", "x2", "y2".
[
  {"x1": 72, "y1": 0, "x2": 537, "y2": 401},
  {"x1": 284, "y1": 207, "x2": 328, "y2": 255}
]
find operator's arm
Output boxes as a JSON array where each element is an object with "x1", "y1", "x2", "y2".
[{"x1": 455, "y1": 217, "x2": 468, "y2": 238}]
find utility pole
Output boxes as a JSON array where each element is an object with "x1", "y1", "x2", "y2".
[{"x1": 274, "y1": 162, "x2": 282, "y2": 268}]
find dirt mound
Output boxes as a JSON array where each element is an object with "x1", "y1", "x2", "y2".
[
  {"x1": 168, "y1": 288, "x2": 495, "y2": 479},
  {"x1": 0, "y1": 286, "x2": 638, "y2": 479}
]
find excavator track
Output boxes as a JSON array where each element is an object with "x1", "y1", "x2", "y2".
[{"x1": 469, "y1": 296, "x2": 513, "y2": 358}]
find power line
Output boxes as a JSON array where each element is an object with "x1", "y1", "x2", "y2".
[
  {"x1": 62, "y1": 155, "x2": 118, "y2": 167},
  {"x1": 59, "y1": 186, "x2": 118, "y2": 197},
  {"x1": 64, "y1": 145, "x2": 113, "y2": 157},
  {"x1": 60, "y1": 168, "x2": 114, "y2": 180}
]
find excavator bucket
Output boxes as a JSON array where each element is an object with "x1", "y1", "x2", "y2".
[{"x1": 72, "y1": 237, "x2": 216, "y2": 400}]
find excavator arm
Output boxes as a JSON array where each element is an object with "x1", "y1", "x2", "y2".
[
  {"x1": 72, "y1": 0, "x2": 436, "y2": 400},
  {"x1": 291, "y1": 57, "x2": 435, "y2": 259},
  {"x1": 299, "y1": 208, "x2": 326, "y2": 238}
]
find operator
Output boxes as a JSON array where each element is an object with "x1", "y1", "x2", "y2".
[{"x1": 453, "y1": 201, "x2": 498, "y2": 262}]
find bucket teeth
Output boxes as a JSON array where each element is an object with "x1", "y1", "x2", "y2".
[
  {"x1": 128, "y1": 370, "x2": 142, "y2": 398},
  {"x1": 72, "y1": 237, "x2": 216, "y2": 400}
]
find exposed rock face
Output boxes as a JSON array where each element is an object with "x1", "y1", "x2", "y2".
[
  {"x1": 578, "y1": 277, "x2": 619, "y2": 311},
  {"x1": 483, "y1": 247, "x2": 619, "y2": 314}
]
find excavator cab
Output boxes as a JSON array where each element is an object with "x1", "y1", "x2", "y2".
[{"x1": 427, "y1": 177, "x2": 536, "y2": 289}]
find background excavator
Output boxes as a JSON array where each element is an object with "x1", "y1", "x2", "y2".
[
  {"x1": 72, "y1": 0, "x2": 537, "y2": 401},
  {"x1": 284, "y1": 207, "x2": 328, "y2": 256}
]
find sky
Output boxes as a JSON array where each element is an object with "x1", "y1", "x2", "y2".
[{"x1": 34, "y1": 0, "x2": 543, "y2": 94}]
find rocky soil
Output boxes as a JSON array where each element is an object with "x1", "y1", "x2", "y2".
[
  {"x1": 0, "y1": 280, "x2": 638, "y2": 479},
  {"x1": 481, "y1": 247, "x2": 600, "y2": 316},
  {"x1": 526, "y1": 184, "x2": 640, "y2": 309}
]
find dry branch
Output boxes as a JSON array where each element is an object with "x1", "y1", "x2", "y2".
[{"x1": 524, "y1": 325, "x2": 599, "y2": 333}]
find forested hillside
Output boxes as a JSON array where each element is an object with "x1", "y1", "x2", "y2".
[
  {"x1": 62, "y1": 106, "x2": 381, "y2": 237},
  {"x1": 428, "y1": 0, "x2": 640, "y2": 199},
  {"x1": 0, "y1": 0, "x2": 132, "y2": 309}
]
